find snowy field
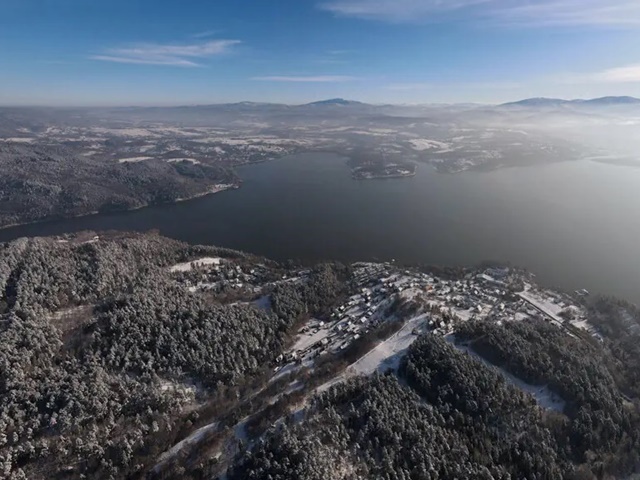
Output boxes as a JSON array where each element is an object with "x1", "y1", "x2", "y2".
[
  {"x1": 166, "y1": 158, "x2": 201, "y2": 165},
  {"x1": 409, "y1": 139, "x2": 451, "y2": 151},
  {"x1": 291, "y1": 324, "x2": 331, "y2": 353},
  {"x1": 350, "y1": 314, "x2": 427, "y2": 375},
  {"x1": 1, "y1": 137, "x2": 36, "y2": 143},
  {"x1": 169, "y1": 257, "x2": 223, "y2": 273},
  {"x1": 518, "y1": 289, "x2": 565, "y2": 326},
  {"x1": 317, "y1": 315, "x2": 428, "y2": 394}
]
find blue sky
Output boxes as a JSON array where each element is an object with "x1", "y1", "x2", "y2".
[{"x1": 1, "y1": 0, "x2": 640, "y2": 105}]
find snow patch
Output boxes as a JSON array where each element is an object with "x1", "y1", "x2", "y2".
[
  {"x1": 169, "y1": 257, "x2": 223, "y2": 273},
  {"x1": 1, "y1": 137, "x2": 36, "y2": 143},
  {"x1": 409, "y1": 139, "x2": 451, "y2": 151},
  {"x1": 117, "y1": 156, "x2": 153, "y2": 163}
]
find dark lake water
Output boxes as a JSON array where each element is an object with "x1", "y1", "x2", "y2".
[{"x1": 1, "y1": 153, "x2": 639, "y2": 304}]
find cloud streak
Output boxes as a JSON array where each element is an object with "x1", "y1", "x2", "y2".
[
  {"x1": 252, "y1": 75, "x2": 357, "y2": 82},
  {"x1": 595, "y1": 64, "x2": 640, "y2": 83},
  {"x1": 561, "y1": 64, "x2": 640, "y2": 84},
  {"x1": 91, "y1": 40, "x2": 240, "y2": 67},
  {"x1": 318, "y1": 0, "x2": 640, "y2": 26},
  {"x1": 190, "y1": 30, "x2": 221, "y2": 39}
]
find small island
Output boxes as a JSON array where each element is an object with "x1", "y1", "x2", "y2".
[{"x1": 352, "y1": 162, "x2": 417, "y2": 180}]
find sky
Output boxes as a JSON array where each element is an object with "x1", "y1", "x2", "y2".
[{"x1": 1, "y1": 0, "x2": 640, "y2": 106}]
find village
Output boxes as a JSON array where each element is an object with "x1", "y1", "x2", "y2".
[
  {"x1": 167, "y1": 254, "x2": 600, "y2": 384},
  {"x1": 275, "y1": 262, "x2": 599, "y2": 375}
]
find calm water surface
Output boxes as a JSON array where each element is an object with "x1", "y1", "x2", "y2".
[{"x1": 1, "y1": 153, "x2": 639, "y2": 303}]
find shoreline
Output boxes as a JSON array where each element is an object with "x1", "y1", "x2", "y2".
[
  {"x1": 0, "y1": 183, "x2": 240, "y2": 232},
  {"x1": 352, "y1": 171, "x2": 417, "y2": 181}
]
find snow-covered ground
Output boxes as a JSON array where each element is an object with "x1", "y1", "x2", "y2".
[
  {"x1": 169, "y1": 257, "x2": 223, "y2": 273},
  {"x1": 166, "y1": 158, "x2": 201, "y2": 165},
  {"x1": 351, "y1": 315, "x2": 427, "y2": 375},
  {"x1": 117, "y1": 156, "x2": 153, "y2": 163},
  {"x1": 317, "y1": 315, "x2": 427, "y2": 393},
  {"x1": 446, "y1": 335, "x2": 566, "y2": 412},
  {"x1": 1, "y1": 137, "x2": 36, "y2": 143},
  {"x1": 518, "y1": 289, "x2": 565, "y2": 326},
  {"x1": 154, "y1": 421, "x2": 219, "y2": 470},
  {"x1": 292, "y1": 325, "x2": 332, "y2": 353},
  {"x1": 409, "y1": 139, "x2": 451, "y2": 151}
]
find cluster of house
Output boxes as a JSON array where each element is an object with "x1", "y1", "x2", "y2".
[
  {"x1": 173, "y1": 259, "x2": 272, "y2": 294},
  {"x1": 278, "y1": 262, "x2": 603, "y2": 374}
]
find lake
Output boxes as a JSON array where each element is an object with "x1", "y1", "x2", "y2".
[{"x1": 1, "y1": 153, "x2": 639, "y2": 304}]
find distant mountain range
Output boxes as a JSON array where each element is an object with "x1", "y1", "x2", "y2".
[
  {"x1": 220, "y1": 96, "x2": 640, "y2": 110},
  {"x1": 500, "y1": 96, "x2": 640, "y2": 108}
]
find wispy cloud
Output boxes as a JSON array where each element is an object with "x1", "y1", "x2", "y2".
[
  {"x1": 90, "y1": 39, "x2": 241, "y2": 67},
  {"x1": 595, "y1": 64, "x2": 640, "y2": 83},
  {"x1": 560, "y1": 64, "x2": 640, "y2": 84},
  {"x1": 252, "y1": 75, "x2": 357, "y2": 82},
  {"x1": 318, "y1": 0, "x2": 640, "y2": 26},
  {"x1": 191, "y1": 30, "x2": 221, "y2": 39}
]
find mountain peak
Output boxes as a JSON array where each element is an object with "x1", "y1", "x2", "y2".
[
  {"x1": 306, "y1": 98, "x2": 362, "y2": 106},
  {"x1": 500, "y1": 98, "x2": 569, "y2": 108}
]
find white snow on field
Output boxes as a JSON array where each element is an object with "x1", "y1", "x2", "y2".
[
  {"x1": 514, "y1": 312, "x2": 531, "y2": 322},
  {"x1": 166, "y1": 158, "x2": 201, "y2": 165},
  {"x1": 317, "y1": 315, "x2": 427, "y2": 394},
  {"x1": 517, "y1": 290, "x2": 564, "y2": 326},
  {"x1": 117, "y1": 156, "x2": 153, "y2": 163},
  {"x1": 447, "y1": 336, "x2": 566, "y2": 412},
  {"x1": 292, "y1": 325, "x2": 331, "y2": 353},
  {"x1": 409, "y1": 139, "x2": 451, "y2": 151},
  {"x1": 352, "y1": 315, "x2": 426, "y2": 375},
  {"x1": 1, "y1": 137, "x2": 36, "y2": 143},
  {"x1": 169, "y1": 257, "x2": 223, "y2": 273}
]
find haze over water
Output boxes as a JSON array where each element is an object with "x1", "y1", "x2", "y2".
[{"x1": 1, "y1": 153, "x2": 639, "y2": 304}]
